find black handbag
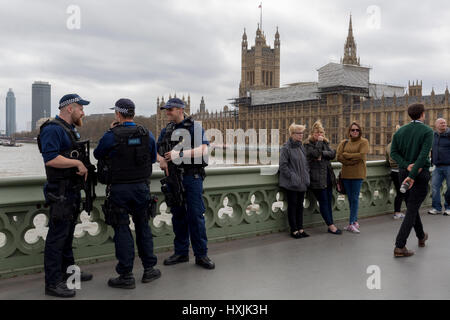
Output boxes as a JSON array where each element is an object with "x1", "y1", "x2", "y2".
[{"x1": 336, "y1": 171, "x2": 346, "y2": 194}]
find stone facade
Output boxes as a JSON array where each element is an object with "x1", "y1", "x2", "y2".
[{"x1": 156, "y1": 17, "x2": 449, "y2": 159}]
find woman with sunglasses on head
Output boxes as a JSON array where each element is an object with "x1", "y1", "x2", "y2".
[
  {"x1": 279, "y1": 123, "x2": 310, "y2": 239},
  {"x1": 337, "y1": 122, "x2": 369, "y2": 233}
]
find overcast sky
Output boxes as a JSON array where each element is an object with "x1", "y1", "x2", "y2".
[{"x1": 0, "y1": 0, "x2": 449, "y2": 131}]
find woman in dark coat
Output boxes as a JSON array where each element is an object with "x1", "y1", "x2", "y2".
[
  {"x1": 304, "y1": 121, "x2": 342, "y2": 235},
  {"x1": 279, "y1": 123, "x2": 310, "y2": 239}
]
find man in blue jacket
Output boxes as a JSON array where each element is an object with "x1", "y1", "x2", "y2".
[
  {"x1": 157, "y1": 98, "x2": 215, "y2": 270},
  {"x1": 94, "y1": 98, "x2": 161, "y2": 289},
  {"x1": 38, "y1": 93, "x2": 93, "y2": 298},
  {"x1": 429, "y1": 118, "x2": 450, "y2": 216}
]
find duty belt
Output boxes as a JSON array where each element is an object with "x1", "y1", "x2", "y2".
[{"x1": 182, "y1": 167, "x2": 205, "y2": 176}]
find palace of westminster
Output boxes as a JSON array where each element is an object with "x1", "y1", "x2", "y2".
[{"x1": 156, "y1": 16, "x2": 450, "y2": 159}]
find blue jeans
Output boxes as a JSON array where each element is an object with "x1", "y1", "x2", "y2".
[
  {"x1": 431, "y1": 166, "x2": 450, "y2": 211},
  {"x1": 342, "y1": 179, "x2": 363, "y2": 225},
  {"x1": 110, "y1": 183, "x2": 157, "y2": 275},
  {"x1": 170, "y1": 175, "x2": 208, "y2": 257}
]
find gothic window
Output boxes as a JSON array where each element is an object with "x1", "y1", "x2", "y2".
[{"x1": 365, "y1": 114, "x2": 371, "y2": 129}]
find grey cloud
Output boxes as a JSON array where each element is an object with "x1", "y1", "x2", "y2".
[{"x1": 0, "y1": 0, "x2": 449, "y2": 131}]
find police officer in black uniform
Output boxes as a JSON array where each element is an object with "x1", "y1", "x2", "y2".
[
  {"x1": 157, "y1": 98, "x2": 215, "y2": 270},
  {"x1": 38, "y1": 94, "x2": 93, "y2": 298},
  {"x1": 94, "y1": 98, "x2": 161, "y2": 289}
]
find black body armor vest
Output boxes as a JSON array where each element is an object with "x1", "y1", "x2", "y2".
[
  {"x1": 37, "y1": 117, "x2": 86, "y2": 183},
  {"x1": 157, "y1": 117, "x2": 208, "y2": 171},
  {"x1": 98, "y1": 124, "x2": 152, "y2": 184}
]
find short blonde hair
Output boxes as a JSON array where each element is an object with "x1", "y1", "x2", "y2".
[{"x1": 289, "y1": 123, "x2": 306, "y2": 136}]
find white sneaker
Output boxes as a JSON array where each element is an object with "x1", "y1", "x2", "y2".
[
  {"x1": 393, "y1": 213, "x2": 402, "y2": 220},
  {"x1": 345, "y1": 224, "x2": 360, "y2": 233},
  {"x1": 428, "y1": 209, "x2": 442, "y2": 215},
  {"x1": 444, "y1": 209, "x2": 450, "y2": 216}
]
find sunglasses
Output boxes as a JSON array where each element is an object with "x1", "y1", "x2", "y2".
[{"x1": 351, "y1": 129, "x2": 361, "y2": 132}]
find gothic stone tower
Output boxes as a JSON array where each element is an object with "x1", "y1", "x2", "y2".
[
  {"x1": 341, "y1": 15, "x2": 360, "y2": 66},
  {"x1": 239, "y1": 25, "x2": 280, "y2": 97}
]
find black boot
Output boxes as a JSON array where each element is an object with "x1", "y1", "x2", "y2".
[
  {"x1": 142, "y1": 267, "x2": 162, "y2": 283},
  {"x1": 45, "y1": 281, "x2": 76, "y2": 298},
  {"x1": 195, "y1": 256, "x2": 215, "y2": 270},
  {"x1": 163, "y1": 254, "x2": 189, "y2": 266},
  {"x1": 108, "y1": 272, "x2": 136, "y2": 289}
]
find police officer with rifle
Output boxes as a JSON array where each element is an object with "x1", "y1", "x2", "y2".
[
  {"x1": 94, "y1": 98, "x2": 161, "y2": 289},
  {"x1": 38, "y1": 94, "x2": 95, "y2": 298},
  {"x1": 157, "y1": 98, "x2": 215, "y2": 270}
]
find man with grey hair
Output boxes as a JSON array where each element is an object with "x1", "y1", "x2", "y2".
[{"x1": 429, "y1": 118, "x2": 450, "y2": 216}]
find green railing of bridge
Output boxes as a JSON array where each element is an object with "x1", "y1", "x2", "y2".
[{"x1": 0, "y1": 161, "x2": 434, "y2": 279}]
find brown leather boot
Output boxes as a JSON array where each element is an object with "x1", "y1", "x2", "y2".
[
  {"x1": 418, "y1": 233, "x2": 428, "y2": 248},
  {"x1": 394, "y1": 247, "x2": 415, "y2": 258}
]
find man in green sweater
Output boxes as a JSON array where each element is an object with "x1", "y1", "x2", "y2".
[{"x1": 390, "y1": 103, "x2": 433, "y2": 257}]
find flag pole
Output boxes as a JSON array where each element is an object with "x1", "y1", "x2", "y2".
[{"x1": 260, "y1": 2, "x2": 262, "y2": 31}]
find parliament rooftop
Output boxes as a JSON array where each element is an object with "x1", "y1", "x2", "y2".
[{"x1": 0, "y1": 162, "x2": 449, "y2": 300}]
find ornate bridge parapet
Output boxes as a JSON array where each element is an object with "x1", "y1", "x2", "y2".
[{"x1": 0, "y1": 161, "x2": 434, "y2": 279}]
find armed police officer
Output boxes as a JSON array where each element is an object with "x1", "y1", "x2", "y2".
[
  {"x1": 157, "y1": 98, "x2": 215, "y2": 270},
  {"x1": 94, "y1": 98, "x2": 161, "y2": 289},
  {"x1": 38, "y1": 94, "x2": 94, "y2": 298}
]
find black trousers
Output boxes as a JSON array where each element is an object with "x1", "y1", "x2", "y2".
[
  {"x1": 110, "y1": 183, "x2": 157, "y2": 275},
  {"x1": 390, "y1": 171, "x2": 406, "y2": 213},
  {"x1": 286, "y1": 189, "x2": 305, "y2": 232},
  {"x1": 44, "y1": 183, "x2": 80, "y2": 286},
  {"x1": 395, "y1": 169, "x2": 429, "y2": 248}
]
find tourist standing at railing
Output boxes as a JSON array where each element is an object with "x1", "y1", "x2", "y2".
[
  {"x1": 390, "y1": 103, "x2": 433, "y2": 257},
  {"x1": 304, "y1": 121, "x2": 341, "y2": 235},
  {"x1": 336, "y1": 122, "x2": 369, "y2": 234},
  {"x1": 429, "y1": 118, "x2": 450, "y2": 216},
  {"x1": 279, "y1": 123, "x2": 310, "y2": 239},
  {"x1": 386, "y1": 125, "x2": 406, "y2": 220}
]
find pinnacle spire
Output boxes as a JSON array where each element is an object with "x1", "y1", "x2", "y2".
[
  {"x1": 342, "y1": 14, "x2": 360, "y2": 66},
  {"x1": 349, "y1": 14, "x2": 353, "y2": 37}
]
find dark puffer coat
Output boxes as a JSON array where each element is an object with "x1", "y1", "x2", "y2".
[{"x1": 304, "y1": 138, "x2": 336, "y2": 189}]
